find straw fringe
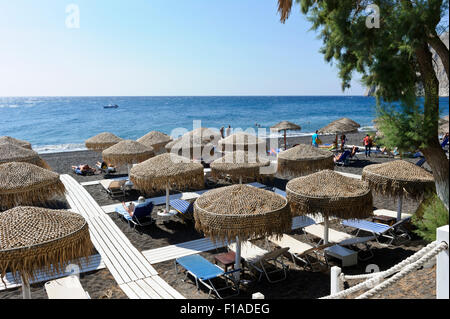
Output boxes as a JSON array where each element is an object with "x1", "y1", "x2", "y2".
[
  {"x1": 277, "y1": 156, "x2": 334, "y2": 178},
  {"x1": 131, "y1": 170, "x2": 205, "y2": 192},
  {"x1": 0, "y1": 208, "x2": 93, "y2": 283},
  {"x1": 193, "y1": 185, "x2": 292, "y2": 242},
  {"x1": 103, "y1": 152, "x2": 153, "y2": 166}
]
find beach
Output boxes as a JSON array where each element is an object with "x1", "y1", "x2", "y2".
[{"x1": 0, "y1": 131, "x2": 435, "y2": 300}]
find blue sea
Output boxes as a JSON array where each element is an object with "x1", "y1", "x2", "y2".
[{"x1": 0, "y1": 96, "x2": 448, "y2": 154}]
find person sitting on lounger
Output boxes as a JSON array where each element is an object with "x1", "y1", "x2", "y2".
[
  {"x1": 350, "y1": 146, "x2": 359, "y2": 158},
  {"x1": 96, "y1": 161, "x2": 116, "y2": 172},
  {"x1": 333, "y1": 152, "x2": 344, "y2": 163},
  {"x1": 72, "y1": 164, "x2": 95, "y2": 175},
  {"x1": 121, "y1": 196, "x2": 145, "y2": 217}
]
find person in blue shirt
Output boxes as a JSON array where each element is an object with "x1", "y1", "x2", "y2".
[{"x1": 312, "y1": 130, "x2": 319, "y2": 147}]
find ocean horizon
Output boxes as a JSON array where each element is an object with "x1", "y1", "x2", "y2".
[{"x1": 1, "y1": 96, "x2": 448, "y2": 154}]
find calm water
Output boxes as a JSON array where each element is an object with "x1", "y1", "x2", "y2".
[{"x1": 0, "y1": 96, "x2": 448, "y2": 153}]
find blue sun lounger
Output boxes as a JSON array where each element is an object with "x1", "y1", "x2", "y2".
[
  {"x1": 335, "y1": 150, "x2": 351, "y2": 166},
  {"x1": 170, "y1": 199, "x2": 194, "y2": 215},
  {"x1": 341, "y1": 217, "x2": 411, "y2": 245},
  {"x1": 175, "y1": 255, "x2": 240, "y2": 299},
  {"x1": 115, "y1": 201, "x2": 154, "y2": 230}
]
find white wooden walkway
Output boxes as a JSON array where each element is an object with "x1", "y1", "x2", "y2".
[{"x1": 60, "y1": 174, "x2": 184, "y2": 299}]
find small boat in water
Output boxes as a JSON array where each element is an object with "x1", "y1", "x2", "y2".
[{"x1": 104, "y1": 104, "x2": 119, "y2": 109}]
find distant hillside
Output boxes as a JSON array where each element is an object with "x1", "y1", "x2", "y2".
[{"x1": 365, "y1": 32, "x2": 449, "y2": 97}]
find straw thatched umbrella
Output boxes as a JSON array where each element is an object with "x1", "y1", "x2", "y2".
[
  {"x1": 0, "y1": 136, "x2": 32, "y2": 150},
  {"x1": 277, "y1": 144, "x2": 335, "y2": 179},
  {"x1": 362, "y1": 160, "x2": 435, "y2": 221},
  {"x1": 137, "y1": 131, "x2": 172, "y2": 154},
  {"x1": 103, "y1": 140, "x2": 155, "y2": 175},
  {"x1": 194, "y1": 184, "x2": 291, "y2": 280},
  {"x1": 210, "y1": 150, "x2": 270, "y2": 184},
  {"x1": 165, "y1": 128, "x2": 221, "y2": 161},
  {"x1": 319, "y1": 118, "x2": 361, "y2": 135},
  {"x1": 85, "y1": 132, "x2": 123, "y2": 151},
  {"x1": 0, "y1": 162, "x2": 66, "y2": 211},
  {"x1": 0, "y1": 206, "x2": 93, "y2": 299},
  {"x1": 0, "y1": 144, "x2": 50, "y2": 170},
  {"x1": 218, "y1": 132, "x2": 267, "y2": 153},
  {"x1": 286, "y1": 170, "x2": 373, "y2": 244},
  {"x1": 439, "y1": 115, "x2": 449, "y2": 135},
  {"x1": 130, "y1": 153, "x2": 204, "y2": 214},
  {"x1": 270, "y1": 121, "x2": 301, "y2": 151}
]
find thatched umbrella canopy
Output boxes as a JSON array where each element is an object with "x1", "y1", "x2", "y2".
[
  {"x1": 210, "y1": 150, "x2": 271, "y2": 183},
  {"x1": 218, "y1": 132, "x2": 267, "y2": 153},
  {"x1": 194, "y1": 184, "x2": 291, "y2": 279},
  {"x1": 130, "y1": 153, "x2": 204, "y2": 214},
  {"x1": 0, "y1": 162, "x2": 66, "y2": 211},
  {"x1": 165, "y1": 128, "x2": 221, "y2": 161},
  {"x1": 85, "y1": 132, "x2": 123, "y2": 152},
  {"x1": 137, "y1": 131, "x2": 172, "y2": 153},
  {"x1": 0, "y1": 144, "x2": 50, "y2": 170},
  {"x1": 277, "y1": 144, "x2": 335, "y2": 179},
  {"x1": 362, "y1": 160, "x2": 435, "y2": 220},
  {"x1": 319, "y1": 118, "x2": 361, "y2": 134},
  {"x1": 102, "y1": 140, "x2": 154, "y2": 169},
  {"x1": 271, "y1": 121, "x2": 301, "y2": 150},
  {"x1": 0, "y1": 206, "x2": 93, "y2": 299},
  {"x1": 0, "y1": 136, "x2": 32, "y2": 150},
  {"x1": 286, "y1": 170, "x2": 373, "y2": 244}
]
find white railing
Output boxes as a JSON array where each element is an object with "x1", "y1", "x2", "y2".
[{"x1": 324, "y1": 225, "x2": 449, "y2": 299}]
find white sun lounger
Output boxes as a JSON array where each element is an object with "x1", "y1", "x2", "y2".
[
  {"x1": 228, "y1": 242, "x2": 289, "y2": 283},
  {"x1": 268, "y1": 234, "x2": 333, "y2": 270},
  {"x1": 303, "y1": 224, "x2": 353, "y2": 244},
  {"x1": 373, "y1": 209, "x2": 412, "y2": 220},
  {"x1": 45, "y1": 275, "x2": 90, "y2": 299}
]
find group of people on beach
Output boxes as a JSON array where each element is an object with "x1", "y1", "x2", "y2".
[
  {"x1": 219, "y1": 125, "x2": 232, "y2": 139},
  {"x1": 311, "y1": 130, "x2": 374, "y2": 157}
]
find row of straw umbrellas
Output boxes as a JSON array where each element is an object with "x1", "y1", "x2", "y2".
[
  {"x1": 0, "y1": 113, "x2": 438, "y2": 297},
  {"x1": 0, "y1": 137, "x2": 94, "y2": 299}
]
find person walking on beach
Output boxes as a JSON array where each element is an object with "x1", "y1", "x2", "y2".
[
  {"x1": 226, "y1": 125, "x2": 231, "y2": 137},
  {"x1": 312, "y1": 130, "x2": 319, "y2": 148},
  {"x1": 220, "y1": 126, "x2": 225, "y2": 139},
  {"x1": 363, "y1": 134, "x2": 373, "y2": 157}
]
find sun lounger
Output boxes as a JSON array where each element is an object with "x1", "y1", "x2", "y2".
[
  {"x1": 72, "y1": 166, "x2": 95, "y2": 176},
  {"x1": 170, "y1": 199, "x2": 195, "y2": 220},
  {"x1": 106, "y1": 180, "x2": 127, "y2": 199},
  {"x1": 334, "y1": 150, "x2": 351, "y2": 166},
  {"x1": 228, "y1": 242, "x2": 289, "y2": 283},
  {"x1": 175, "y1": 254, "x2": 240, "y2": 299},
  {"x1": 268, "y1": 234, "x2": 333, "y2": 270},
  {"x1": 373, "y1": 209, "x2": 412, "y2": 220},
  {"x1": 45, "y1": 275, "x2": 90, "y2": 299},
  {"x1": 303, "y1": 224, "x2": 353, "y2": 244},
  {"x1": 341, "y1": 217, "x2": 411, "y2": 245},
  {"x1": 115, "y1": 201, "x2": 154, "y2": 230}
]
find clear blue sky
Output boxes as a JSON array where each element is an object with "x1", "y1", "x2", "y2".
[{"x1": 0, "y1": 0, "x2": 367, "y2": 96}]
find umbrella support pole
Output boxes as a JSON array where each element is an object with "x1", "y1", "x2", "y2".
[
  {"x1": 284, "y1": 130, "x2": 287, "y2": 151},
  {"x1": 324, "y1": 216, "x2": 329, "y2": 245},
  {"x1": 165, "y1": 185, "x2": 177, "y2": 215},
  {"x1": 22, "y1": 275, "x2": 31, "y2": 299},
  {"x1": 234, "y1": 237, "x2": 241, "y2": 282},
  {"x1": 239, "y1": 176, "x2": 242, "y2": 184},
  {"x1": 397, "y1": 194, "x2": 403, "y2": 222}
]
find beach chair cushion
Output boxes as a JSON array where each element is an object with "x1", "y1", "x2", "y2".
[
  {"x1": 373, "y1": 209, "x2": 412, "y2": 220},
  {"x1": 109, "y1": 180, "x2": 125, "y2": 189},
  {"x1": 176, "y1": 255, "x2": 224, "y2": 281}
]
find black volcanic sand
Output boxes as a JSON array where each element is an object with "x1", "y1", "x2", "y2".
[{"x1": 0, "y1": 133, "x2": 436, "y2": 299}]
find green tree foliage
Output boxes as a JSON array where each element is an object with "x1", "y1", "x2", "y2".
[
  {"x1": 277, "y1": 0, "x2": 449, "y2": 210},
  {"x1": 412, "y1": 193, "x2": 449, "y2": 241}
]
